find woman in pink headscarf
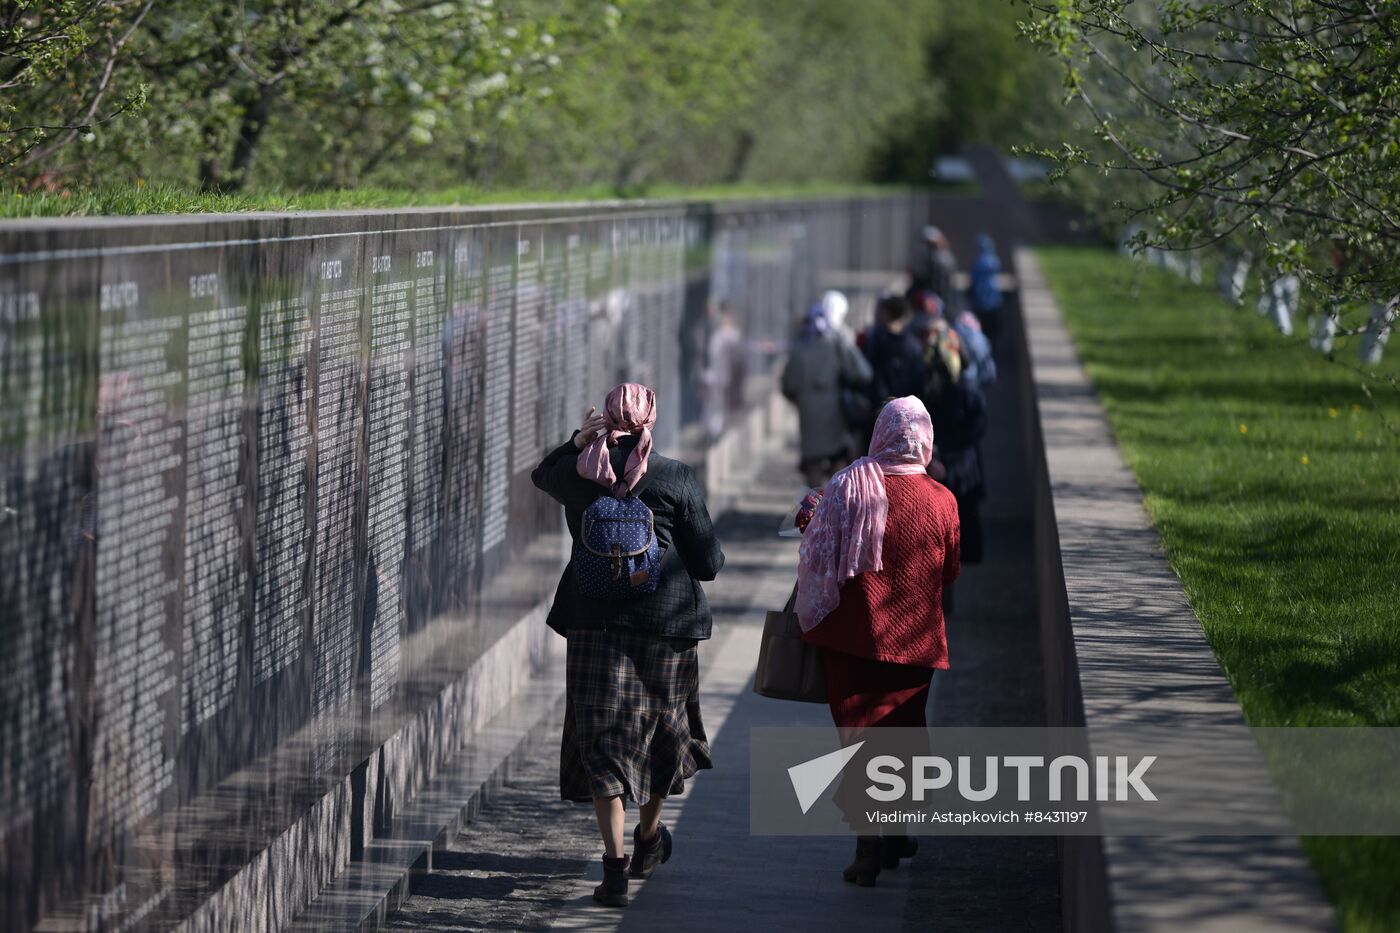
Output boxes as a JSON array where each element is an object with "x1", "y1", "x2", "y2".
[
  {"x1": 796, "y1": 395, "x2": 961, "y2": 886},
  {"x1": 532, "y1": 382, "x2": 724, "y2": 909}
]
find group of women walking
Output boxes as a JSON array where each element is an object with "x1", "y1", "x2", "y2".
[
  {"x1": 529, "y1": 231, "x2": 1004, "y2": 909},
  {"x1": 784, "y1": 230, "x2": 1001, "y2": 571}
]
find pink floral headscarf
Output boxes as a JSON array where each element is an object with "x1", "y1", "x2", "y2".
[
  {"x1": 795, "y1": 396, "x2": 934, "y2": 632},
  {"x1": 576, "y1": 382, "x2": 657, "y2": 497}
]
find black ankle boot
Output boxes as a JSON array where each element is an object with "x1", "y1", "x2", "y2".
[
  {"x1": 628, "y1": 822, "x2": 673, "y2": 879},
  {"x1": 879, "y1": 834, "x2": 918, "y2": 869},
  {"x1": 841, "y1": 835, "x2": 882, "y2": 887},
  {"x1": 593, "y1": 855, "x2": 630, "y2": 907}
]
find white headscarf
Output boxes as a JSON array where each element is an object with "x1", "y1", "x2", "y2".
[{"x1": 820, "y1": 290, "x2": 849, "y2": 331}]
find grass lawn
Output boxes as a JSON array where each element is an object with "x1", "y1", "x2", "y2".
[
  {"x1": 1038, "y1": 246, "x2": 1400, "y2": 933},
  {"x1": 0, "y1": 178, "x2": 977, "y2": 219}
]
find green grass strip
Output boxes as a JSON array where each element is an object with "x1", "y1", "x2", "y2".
[{"x1": 0, "y1": 179, "x2": 978, "y2": 219}]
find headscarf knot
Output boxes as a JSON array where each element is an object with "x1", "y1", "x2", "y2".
[{"x1": 576, "y1": 382, "x2": 657, "y2": 497}]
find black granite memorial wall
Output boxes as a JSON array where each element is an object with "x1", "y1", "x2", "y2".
[{"x1": 0, "y1": 194, "x2": 926, "y2": 932}]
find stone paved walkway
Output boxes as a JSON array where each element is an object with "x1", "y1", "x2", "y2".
[
  {"x1": 385, "y1": 151, "x2": 1061, "y2": 932},
  {"x1": 900, "y1": 292, "x2": 1060, "y2": 932},
  {"x1": 384, "y1": 297, "x2": 1059, "y2": 932}
]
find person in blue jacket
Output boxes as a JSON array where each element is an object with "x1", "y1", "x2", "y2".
[
  {"x1": 967, "y1": 233, "x2": 1004, "y2": 347},
  {"x1": 953, "y1": 311, "x2": 997, "y2": 388}
]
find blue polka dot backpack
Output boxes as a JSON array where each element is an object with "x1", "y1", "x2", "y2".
[{"x1": 574, "y1": 494, "x2": 662, "y2": 599}]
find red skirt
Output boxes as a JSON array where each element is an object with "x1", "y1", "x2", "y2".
[
  {"x1": 822, "y1": 648, "x2": 933, "y2": 741},
  {"x1": 822, "y1": 649, "x2": 934, "y2": 823}
]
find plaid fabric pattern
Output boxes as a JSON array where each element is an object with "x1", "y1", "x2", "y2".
[{"x1": 560, "y1": 628, "x2": 713, "y2": 803}]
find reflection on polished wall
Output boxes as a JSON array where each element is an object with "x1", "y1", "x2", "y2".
[{"x1": 0, "y1": 195, "x2": 925, "y2": 932}]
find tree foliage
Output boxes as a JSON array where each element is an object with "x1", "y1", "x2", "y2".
[
  {"x1": 467, "y1": 0, "x2": 764, "y2": 191},
  {"x1": 876, "y1": 0, "x2": 1060, "y2": 181},
  {"x1": 2, "y1": 0, "x2": 1044, "y2": 194},
  {"x1": 728, "y1": 0, "x2": 933, "y2": 185},
  {"x1": 0, "y1": 1, "x2": 154, "y2": 175},
  {"x1": 1022, "y1": 0, "x2": 1400, "y2": 319}
]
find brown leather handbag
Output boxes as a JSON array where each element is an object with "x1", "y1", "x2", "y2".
[{"x1": 753, "y1": 583, "x2": 828, "y2": 703}]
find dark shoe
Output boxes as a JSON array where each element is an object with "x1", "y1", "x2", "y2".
[
  {"x1": 628, "y1": 823, "x2": 673, "y2": 879},
  {"x1": 841, "y1": 836, "x2": 882, "y2": 887},
  {"x1": 879, "y1": 834, "x2": 918, "y2": 869},
  {"x1": 593, "y1": 856, "x2": 630, "y2": 907}
]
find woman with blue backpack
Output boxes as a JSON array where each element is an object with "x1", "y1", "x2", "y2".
[{"x1": 531, "y1": 382, "x2": 725, "y2": 909}]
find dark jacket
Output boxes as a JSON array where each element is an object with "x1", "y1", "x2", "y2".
[
  {"x1": 863, "y1": 326, "x2": 927, "y2": 402},
  {"x1": 928, "y1": 373, "x2": 988, "y2": 500},
  {"x1": 781, "y1": 331, "x2": 872, "y2": 460},
  {"x1": 531, "y1": 434, "x2": 725, "y2": 640}
]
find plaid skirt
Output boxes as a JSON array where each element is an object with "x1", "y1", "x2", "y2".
[{"x1": 560, "y1": 628, "x2": 713, "y2": 803}]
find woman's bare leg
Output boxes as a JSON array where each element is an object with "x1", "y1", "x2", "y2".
[
  {"x1": 592, "y1": 795, "x2": 626, "y2": 858},
  {"x1": 637, "y1": 796, "x2": 665, "y2": 841}
]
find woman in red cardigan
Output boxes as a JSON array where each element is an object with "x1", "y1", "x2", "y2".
[{"x1": 796, "y1": 395, "x2": 960, "y2": 887}]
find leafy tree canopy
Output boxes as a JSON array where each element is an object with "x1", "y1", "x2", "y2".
[
  {"x1": 3, "y1": 0, "x2": 1048, "y2": 194},
  {"x1": 1022, "y1": 0, "x2": 1400, "y2": 317}
]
